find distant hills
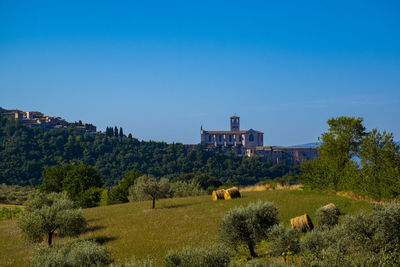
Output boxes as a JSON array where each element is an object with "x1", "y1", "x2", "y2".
[
  {"x1": 291, "y1": 142, "x2": 320, "y2": 147},
  {"x1": 291, "y1": 141, "x2": 400, "y2": 148}
]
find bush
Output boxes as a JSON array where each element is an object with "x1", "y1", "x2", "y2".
[
  {"x1": 169, "y1": 180, "x2": 204, "y2": 198},
  {"x1": 315, "y1": 205, "x2": 339, "y2": 228},
  {"x1": 300, "y1": 227, "x2": 331, "y2": 256},
  {"x1": 370, "y1": 203, "x2": 400, "y2": 250},
  {"x1": 164, "y1": 244, "x2": 230, "y2": 267},
  {"x1": 31, "y1": 240, "x2": 112, "y2": 267},
  {"x1": 219, "y1": 201, "x2": 278, "y2": 257},
  {"x1": 80, "y1": 187, "x2": 103, "y2": 208},
  {"x1": 268, "y1": 224, "x2": 300, "y2": 256}
]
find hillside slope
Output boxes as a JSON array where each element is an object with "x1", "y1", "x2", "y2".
[{"x1": 0, "y1": 190, "x2": 371, "y2": 266}]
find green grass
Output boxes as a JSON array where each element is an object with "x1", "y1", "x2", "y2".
[{"x1": 0, "y1": 190, "x2": 371, "y2": 266}]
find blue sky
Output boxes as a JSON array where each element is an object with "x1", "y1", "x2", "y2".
[{"x1": 1, "y1": 0, "x2": 399, "y2": 145}]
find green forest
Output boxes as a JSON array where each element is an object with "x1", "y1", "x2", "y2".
[{"x1": 0, "y1": 115, "x2": 296, "y2": 187}]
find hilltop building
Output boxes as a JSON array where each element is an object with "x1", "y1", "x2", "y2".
[
  {"x1": 0, "y1": 107, "x2": 97, "y2": 134},
  {"x1": 200, "y1": 116, "x2": 318, "y2": 165},
  {"x1": 201, "y1": 116, "x2": 263, "y2": 148}
]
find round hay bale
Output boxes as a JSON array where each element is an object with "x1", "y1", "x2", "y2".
[
  {"x1": 290, "y1": 214, "x2": 314, "y2": 232},
  {"x1": 212, "y1": 189, "x2": 225, "y2": 201},
  {"x1": 321, "y1": 203, "x2": 340, "y2": 215},
  {"x1": 223, "y1": 187, "x2": 241, "y2": 200}
]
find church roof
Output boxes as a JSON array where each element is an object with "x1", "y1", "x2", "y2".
[{"x1": 204, "y1": 130, "x2": 263, "y2": 134}]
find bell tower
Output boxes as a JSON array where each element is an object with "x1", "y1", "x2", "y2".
[{"x1": 230, "y1": 115, "x2": 240, "y2": 131}]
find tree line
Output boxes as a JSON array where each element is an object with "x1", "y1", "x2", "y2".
[
  {"x1": 0, "y1": 114, "x2": 297, "y2": 187},
  {"x1": 301, "y1": 116, "x2": 400, "y2": 200}
]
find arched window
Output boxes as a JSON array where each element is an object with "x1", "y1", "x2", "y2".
[
  {"x1": 249, "y1": 134, "x2": 254, "y2": 142},
  {"x1": 229, "y1": 135, "x2": 232, "y2": 142},
  {"x1": 219, "y1": 135, "x2": 222, "y2": 142},
  {"x1": 208, "y1": 135, "x2": 211, "y2": 142}
]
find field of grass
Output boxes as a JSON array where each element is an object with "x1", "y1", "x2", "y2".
[{"x1": 0, "y1": 190, "x2": 371, "y2": 266}]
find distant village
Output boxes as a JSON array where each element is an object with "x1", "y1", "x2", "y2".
[{"x1": 0, "y1": 107, "x2": 98, "y2": 135}]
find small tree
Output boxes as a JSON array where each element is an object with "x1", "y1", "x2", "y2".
[
  {"x1": 17, "y1": 192, "x2": 86, "y2": 246},
  {"x1": 129, "y1": 175, "x2": 169, "y2": 209},
  {"x1": 219, "y1": 201, "x2": 278, "y2": 257}
]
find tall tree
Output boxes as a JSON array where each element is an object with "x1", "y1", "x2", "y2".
[
  {"x1": 114, "y1": 126, "x2": 118, "y2": 137},
  {"x1": 119, "y1": 127, "x2": 124, "y2": 138},
  {"x1": 359, "y1": 129, "x2": 400, "y2": 199},
  {"x1": 301, "y1": 116, "x2": 366, "y2": 190}
]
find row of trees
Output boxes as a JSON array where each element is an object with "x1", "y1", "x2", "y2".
[
  {"x1": 301, "y1": 116, "x2": 400, "y2": 200},
  {"x1": 105, "y1": 126, "x2": 127, "y2": 138},
  {"x1": 0, "y1": 114, "x2": 297, "y2": 187}
]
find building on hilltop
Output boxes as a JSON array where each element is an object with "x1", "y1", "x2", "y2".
[
  {"x1": 200, "y1": 115, "x2": 318, "y2": 164},
  {"x1": 0, "y1": 107, "x2": 97, "y2": 134},
  {"x1": 201, "y1": 116, "x2": 264, "y2": 149}
]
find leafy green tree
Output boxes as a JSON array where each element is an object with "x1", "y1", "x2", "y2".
[
  {"x1": 219, "y1": 201, "x2": 278, "y2": 257},
  {"x1": 359, "y1": 129, "x2": 400, "y2": 199},
  {"x1": 41, "y1": 164, "x2": 74, "y2": 193},
  {"x1": 301, "y1": 116, "x2": 366, "y2": 190},
  {"x1": 62, "y1": 165, "x2": 103, "y2": 207},
  {"x1": 108, "y1": 170, "x2": 141, "y2": 204},
  {"x1": 119, "y1": 127, "x2": 124, "y2": 138},
  {"x1": 17, "y1": 192, "x2": 86, "y2": 246},
  {"x1": 40, "y1": 165, "x2": 104, "y2": 208},
  {"x1": 128, "y1": 175, "x2": 169, "y2": 208},
  {"x1": 114, "y1": 126, "x2": 118, "y2": 137}
]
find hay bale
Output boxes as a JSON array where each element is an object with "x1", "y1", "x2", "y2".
[
  {"x1": 223, "y1": 187, "x2": 241, "y2": 200},
  {"x1": 212, "y1": 189, "x2": 225, "y2": 201},
  {"x1": 321, "y1": 203, "x2": 340, "y2": 215},
  {"x1": 290, "y1": 214, "x2": 314, "y2": 232}
]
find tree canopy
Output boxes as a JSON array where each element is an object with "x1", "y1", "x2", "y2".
[{"x1": 17, "y1": 192, "x2": 86, "y2": 246}]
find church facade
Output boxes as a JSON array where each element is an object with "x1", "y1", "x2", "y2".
[
  {"x1": 200, "y1": 116, "x2": 263, "y2": 148},
  {"x1": 200, "y1": 115, "x2": 318, "y2": 165}
]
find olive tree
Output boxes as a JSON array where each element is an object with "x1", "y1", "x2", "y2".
[
  {"x1": 17, "y1": 192, "x2": 86, "y2": 246},
  {"x1": 219, "y1": 201, "x2": 278, "y2": 257},
  {"x1": 128, "y1": 175, "x2": 169, "y2": 209},
  {"x1": 31, "y1": 240, "x2": 112, "y2": 267}
]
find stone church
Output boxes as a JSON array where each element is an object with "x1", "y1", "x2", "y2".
[
  {"x1": 200, "y1": 116, "x2": 263, "y2": 148},
  {"x1": 200, "y1": 116, "x2": 318, "y2": 165}
]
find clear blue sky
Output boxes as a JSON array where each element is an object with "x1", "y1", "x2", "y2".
[{"x1": 1, "y1": 0, "x2": 399, "y2": 146}]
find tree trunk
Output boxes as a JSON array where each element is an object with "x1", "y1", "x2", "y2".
[
  {"x1": 48, "y1": 232, "x2": 53, "y2": 247},
  {"x1": 248, "y1": 242, "x2": 257, "y2": 257},
  {"x1": 152, "y1": 198, "x2": 155, "y2": 209}
]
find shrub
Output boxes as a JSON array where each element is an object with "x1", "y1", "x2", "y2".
[
  {"x1": 219, "y1": 201, "x2": 278, "y2": 257},
  {"x1": 300, "y1": 227, "x2": 331, "y2": 256},
  {"x1": 80, "y1": 187, "x2": 103, "y2": 208},
  {"x1": 268, "y1": 224, "x2": 300, "y2": 256},
  {"x1": 164, "y1": 244, "x2": 230, "y2": 267},
  {"x1": 332, "y1": 212, "x2": 375, "y2": 253},
  {"x1": 369, "y1": 203, "x2": 400, "y2": 250},
  {"x1": 169, "y1": 180, "x2": 204, "y2": 198},
  {"x1": 118, "y1": 256, "x2": 153, "y2": 267},
  {"x1": 315, "y1": 205, "x2": 339, "y2": 228},
  {"x1": 31, "y1": 240, "x2": 112, "y2": 267},
  {"x1": 206, "y1": 186, "x2": 217, "y2": 195}
]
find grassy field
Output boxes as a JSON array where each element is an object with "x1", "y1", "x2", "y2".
[{"x1": 0, "y1": 190, "x2": 371, "y2": 266}]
